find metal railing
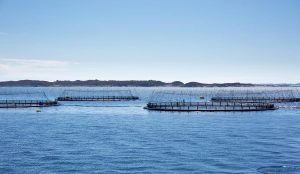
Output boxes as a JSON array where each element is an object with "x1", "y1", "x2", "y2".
[{"x1": 0, "y1": 100, "x2": 58, "y2": 108}]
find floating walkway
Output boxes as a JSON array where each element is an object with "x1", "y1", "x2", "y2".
[
  {"x1": 0, "y1": 100, "x2": 58, "y2": 108},
  {"x1": 211, "y1": 97, "x2": 300, "y2": 103},
  {"x1": 57, "y1": 89, "x2": 139, "y2": 101},
  {"x1": 144, "y1": 102, "x2": 276, "y2": 112}
]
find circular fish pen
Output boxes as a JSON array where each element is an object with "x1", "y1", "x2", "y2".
[
  {"x1": 145, "y1": 90, "x2": 276, "y2": 112},
  {"x1": 212, "y1": 89, "x2": 300, "y2": 105},
  {"x1": 211, "y1": 97, "x2": 300, "y2": 103},
  {"x1": 57, "y1": 89, "x2": 139, "y2": 101},
  {"x1": 0, "y1": 91, "x2": 58, "y2": 108},
  {"x1": 145, "y1": 102, "x2": 276, "y2": 112}
]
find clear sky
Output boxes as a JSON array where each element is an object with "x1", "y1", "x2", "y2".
[{"x1": 0, "y1": 0, "x2": 299, "y2": 83}]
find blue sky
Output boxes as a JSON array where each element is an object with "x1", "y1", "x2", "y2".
[{"x1": 0, "y1": 0, "x2": 299, "y2": 83}]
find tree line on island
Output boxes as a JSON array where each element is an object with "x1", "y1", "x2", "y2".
[{"x1": 0, "y1": 80, "x2": 255, "y2": 87}]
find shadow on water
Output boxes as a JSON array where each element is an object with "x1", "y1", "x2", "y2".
[
  {"x1": 257, "y1": 166, "x2": 300, "y2": 174},
  {"x1": 62, "y1": 105, "x2": 143, "y2": 108}
]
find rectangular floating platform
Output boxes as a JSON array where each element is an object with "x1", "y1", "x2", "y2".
[
  {"x1": 0, "y1": 100, "x2": 58, "y2": 108},
  {"x1": 211, "y1": 97, "x2": 300, "y2": 103},
  {"x1": 144, "y1": 102, "x2": 276, "y2": 112},
  {"x1": 57, "y1": 96, "x2": 139, "y2": 101}
]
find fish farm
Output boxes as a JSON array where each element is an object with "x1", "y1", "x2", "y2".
[
  {"x1": 57, "y1": 89, "x2": 139, "y2": 101},
  {"x1": 1, "y1": 88, "x2": 299, "y2": 111},
  {"x1": 145, "y1": 90, "x2": 277, "y2": 112},
  {"x1": 0, "y1": 91, "x2": 58, "y2": 108}
]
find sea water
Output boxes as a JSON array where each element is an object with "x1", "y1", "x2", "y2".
[{"x1": 0, "y1": 87, "x2": 300, "y2": 173}]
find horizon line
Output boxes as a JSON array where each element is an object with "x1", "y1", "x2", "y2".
[{"x1": 0, "y1": 79, "x2": 299, "y2": 85}]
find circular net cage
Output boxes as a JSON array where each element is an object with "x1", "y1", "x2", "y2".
[
  {"x1": 214, "y1": 88, "x2": 300, "y2": 99},
  {"x1": 0, "y1": 91, "x2": 57, "y2": 108},
  {"x1": 58, "y1": 89, "x2": 139, "y2": 101},
  {"x1": 146, "y1": 90, "x2": 276, "y2": 112},
  {"x1": 212, "y1": 88, "x2": 300, "y2": 108}
]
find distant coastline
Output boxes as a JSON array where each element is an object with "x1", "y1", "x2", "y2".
[{"x1": 0, "y1": 80, "x2": 299, "y2": 87}]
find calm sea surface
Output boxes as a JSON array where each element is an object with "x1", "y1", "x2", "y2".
[{"x1": 0, "y1": 87, "x2": 300, "y2": 174}]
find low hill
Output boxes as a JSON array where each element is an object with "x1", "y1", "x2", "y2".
[{"x1": 0, "y1": 80, "x2": 255, "y2": 87}]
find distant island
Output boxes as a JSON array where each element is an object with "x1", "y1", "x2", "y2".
[
  {"x1": 0, "y1": 80, "x2": 255, "y2": 87},
  {"x1": 0, "y1": 80, "x2": 298, "y2": 87}
]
